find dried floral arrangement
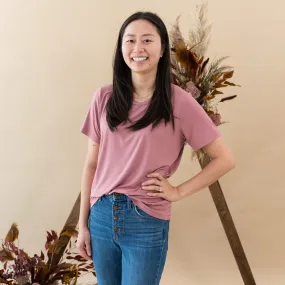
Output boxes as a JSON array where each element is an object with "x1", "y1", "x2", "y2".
[
  {"x1": 0, "y1": 224, "x2": 95, "y2": 285},
  {"x1": 169, "y1": 2, "x2": 240, "y2": 128}
]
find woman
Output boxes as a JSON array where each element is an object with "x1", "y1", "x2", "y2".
[{"x1": 77, "y1": 11, "x2": 235, "y2": 285}]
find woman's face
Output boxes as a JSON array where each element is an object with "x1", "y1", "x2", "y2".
[{"x1": 121, "y1": 19, "x2": 163, "y2": 76}]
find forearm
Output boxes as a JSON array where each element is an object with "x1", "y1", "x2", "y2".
[
  {"x1": 78, "y1": 164, "x2": 96, "y2": 230},
  {"x1": 177, "y1": 156, "x2": 235, "y2": 199}
]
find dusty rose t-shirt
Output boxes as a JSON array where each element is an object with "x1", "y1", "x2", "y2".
[{"x1": 80, "y1": 83, "x2": 221, "y2": 220}]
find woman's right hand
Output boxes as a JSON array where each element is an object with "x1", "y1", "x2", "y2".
[{"x1": 76, "y1": 227, "x2": 92, "y2": 261}]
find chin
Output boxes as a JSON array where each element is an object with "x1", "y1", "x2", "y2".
[
  {"x1": 131, "y1": 68, "x2": 153, "y2": 75},
  {"x1": 130, "y1": 65, "x2": 157, "y2": 75}
]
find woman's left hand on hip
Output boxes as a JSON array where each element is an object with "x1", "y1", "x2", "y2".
[{"x1": 141, "y1": 172, "x2": 182, "y2": 202}]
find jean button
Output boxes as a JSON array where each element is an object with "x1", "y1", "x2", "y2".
[
  {"x1": 113, "y1": 205, "x2": 119, "y2": 210},
  {"x1": 114, "y1": 216, "x2": 119, "y2": 220},
  {"x1": 114, "y1": 227, "x2": 120, "y2": 231}
]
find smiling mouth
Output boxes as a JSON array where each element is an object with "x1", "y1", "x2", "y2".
[{"x1": 132, "y1": 57, "x2": 149, "y2": 62}]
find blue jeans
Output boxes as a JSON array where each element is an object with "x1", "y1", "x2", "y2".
[{"x1": 89, "y1": 193, "x2": 170, "y2": 285}]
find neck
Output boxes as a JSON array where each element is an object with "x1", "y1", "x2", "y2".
[{"x1": 131, "y1": 71, "x2": 156, "y2": 98}]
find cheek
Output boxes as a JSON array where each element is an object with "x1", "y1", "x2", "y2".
[
  {"x1": 122, "y1": 52, "x2": 131, "y2": 65},
  {"x1": 121, "y1": 46, "x2": 130, "y2": 58},
  {"x1": 149, "y1": 47, "x2": 162, "y2": 61},
  {"x1": 148, "y1": 53, "x2": 161, "y2": 64}
]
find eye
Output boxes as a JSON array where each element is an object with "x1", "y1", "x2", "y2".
[
  {"x1": 126, "y1": 39, "x2": 134, "y2": 43},
  {"x1": 143, "y1": 39, "x2": 152, "y2": 43}
]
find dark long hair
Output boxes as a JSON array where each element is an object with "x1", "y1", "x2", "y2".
[{"x1": 106, "y1": 11, "x2": 175, "y2": 132}]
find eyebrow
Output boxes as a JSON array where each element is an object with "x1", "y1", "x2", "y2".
[{"x1": 124, "y1": 33, "x2": 155, "y2": 37}]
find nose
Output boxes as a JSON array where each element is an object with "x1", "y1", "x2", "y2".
[{"x1": 133, "y1": 42, "x2": 144, "y2": 53}]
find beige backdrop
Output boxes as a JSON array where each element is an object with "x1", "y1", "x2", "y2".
[{"x1": 1, "y1": 1, "x2": 285, "y2": 284}]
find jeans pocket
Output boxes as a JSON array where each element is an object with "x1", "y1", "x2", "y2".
[{"x1": 134, "y1": 205, "x2": 157, "y2": 220}]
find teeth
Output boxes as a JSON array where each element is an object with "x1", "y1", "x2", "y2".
[{"x1": 132, "y1": 57, "x2": 148, "y2": 62}]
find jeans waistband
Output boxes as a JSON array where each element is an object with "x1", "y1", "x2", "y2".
[{"x1": 102, "y1": 192, "x2": 133, "y2": 209}]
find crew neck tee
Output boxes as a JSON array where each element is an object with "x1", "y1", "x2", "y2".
[
  {"x1": 80, "y1": 83, "x2": 221, "y2": 220},
  {"x1": 132, "y1": 97, "x2": 152, "y2": 105}
]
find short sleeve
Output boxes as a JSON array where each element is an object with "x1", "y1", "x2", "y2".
[
  {"x1": 80, "y1": 88, "x2": 102, "y2": 144},
  {"x1": 180, "y1": 94, "x2": 221, "y2": 151}
]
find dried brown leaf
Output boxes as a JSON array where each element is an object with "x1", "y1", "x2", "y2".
[
  {"x1": 5, "y1": 223, "x2": 19, "y2": 243},
  {"x1": 40, "y1": 250, "x2": 45, "y2": 261},
  {"x1": 214, "y1": 82, "x2": 228, "y2": 88},
  {"x1": 223, "y1": 70, "x2": 234, "y2": 79},
  {"x1": 60, "y1": 230, "x2": 78, "y2": 238},
  {"x1": 220, "y1": 95, "x2": 237, "y2": 102},
  {"x1": 0, "y1": 249, "x2": 14, "y2": 261},
  {"x1": 172, "y1": 43, "x2": 199, "y2": 70},
  {"x1": 198, "y1": 56, "x2": 204, "y2": 64},
  {"x1": 211, "y1": 90, "x2": 224, "y2": 95},
  {"x1": 51, "y1": 230, "x2": 58, "y2": 240},
  {"x1": 224, "y1": 81, "x2": 241, "y2": 87},
  {"x1": 201, "y1": 58, "x2": 209, "y2": 74}
]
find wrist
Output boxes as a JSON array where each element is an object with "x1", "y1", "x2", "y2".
[
  {"x1": 79, "y1": 223, "x2": 89, "y2": 231},
  {"x1": 176, "y1": 186, "x2": 187, "y2": 200},
  {"x1": 175, "y1": 186, "x2": 184, "y2": 200}
]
